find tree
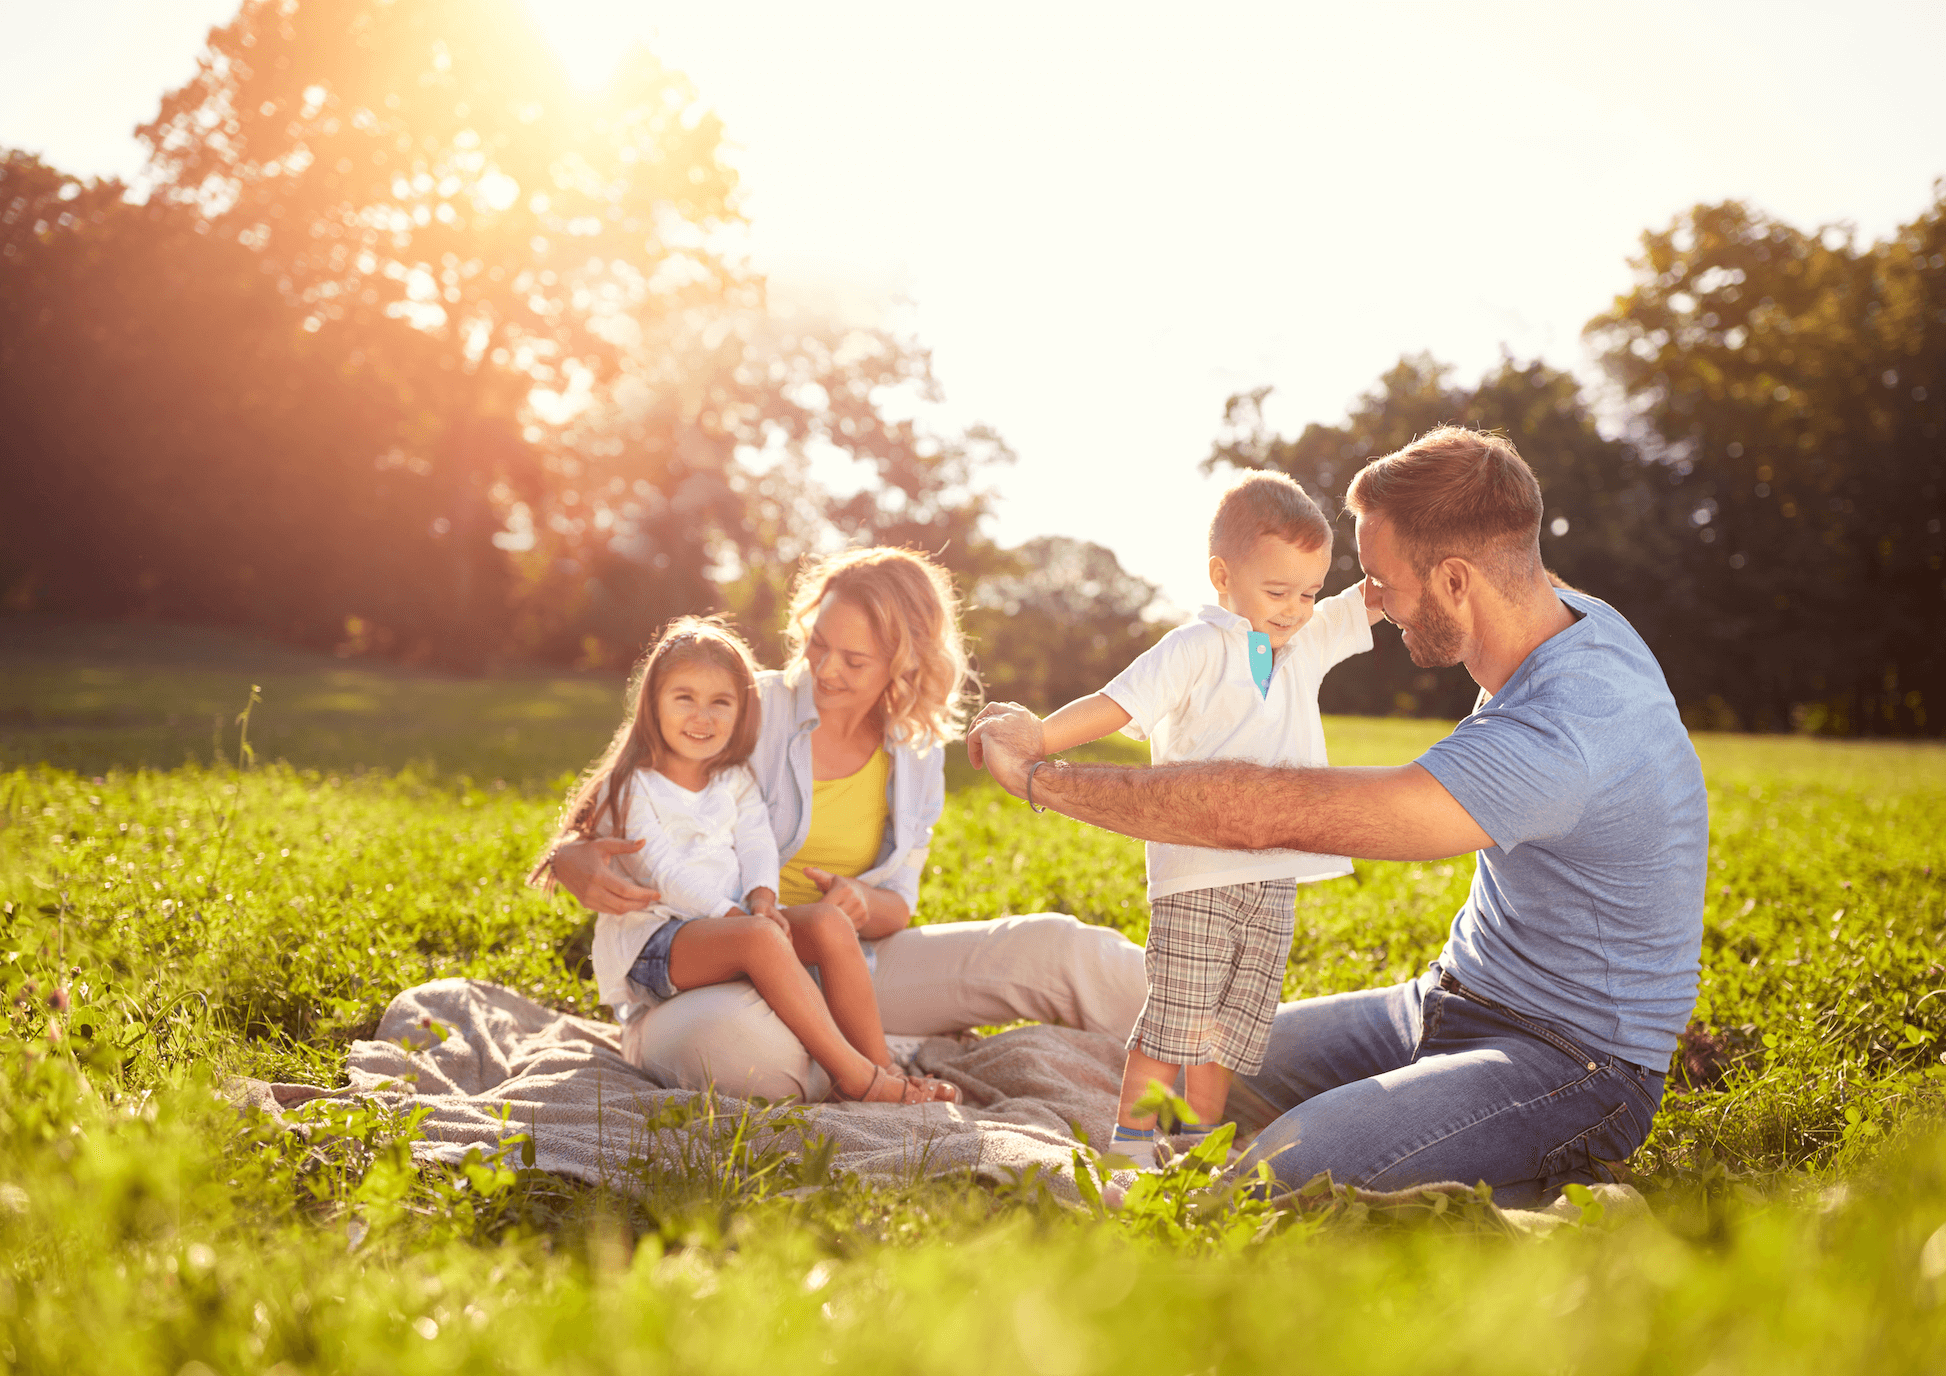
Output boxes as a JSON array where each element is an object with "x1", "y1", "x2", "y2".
[
  {"x1": 964, "y1": 536, "x2": 1169, "y2": 714},
  {"x1": 529, "y1": 303, "x2": 1014, "y2": 668},
  {"x1": 139, "y1": 0, "x2": 736, "y2": 384},
  {"x1": 0, "y1": 152, "x2": 455, "y2": 644},
  {"x1": 1587, "y1": 194, "x2": 1946, "y2": 733},
  {"x1": 123, "y1": 0, "x2": 743, "y2": 662}
]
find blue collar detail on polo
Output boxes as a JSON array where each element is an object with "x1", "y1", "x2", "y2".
[
  {"x1": 1247, "y1": 631, "x2": 1273, "y2": 697},
  {"x1": 1198, "y1": 605, "x2": 1276, "y2": 697}
]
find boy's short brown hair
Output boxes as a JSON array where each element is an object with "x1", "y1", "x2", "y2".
[
  {"x1": 1208, "y1": 471, "x2": 1333, "y2": 563},
  {"x1": 1344, "y1": 426, "x2": 1544, "y2": 593}
]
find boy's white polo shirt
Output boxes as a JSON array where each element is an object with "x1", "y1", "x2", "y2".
[{"x1": 1101, "y1": 584, "x2": 1373, "y2": 900}]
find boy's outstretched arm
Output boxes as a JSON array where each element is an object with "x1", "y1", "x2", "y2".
[{"x1": 1039, "y1": 693, "x2": 1133, "y2": 756}]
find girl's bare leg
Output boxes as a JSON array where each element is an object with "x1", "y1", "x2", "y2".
[
  {"x1": 784, "y1": 902, "x2": 893, "y2": 1066},
  {"x1": 665, "y1": 915, "x2": 921, "y2": 1104},
  {"x1": 785, "y1": 903, "x2": 958, "y2": 1103}
]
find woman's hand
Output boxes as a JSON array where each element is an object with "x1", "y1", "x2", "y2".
[
  {"x1": 550, "y1": 837, "x2": 661, "y2": 915},
  {"x1": 745, "y1": 887, "x2": 788, "y2": 933},
  {"x1": 801, "y1": 867, "x2": 871, "y2": 931}
]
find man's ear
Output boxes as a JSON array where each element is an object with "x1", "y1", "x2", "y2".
[
  {"x1": 1208, "y1": 555, "x2": 1230, "y2": 597},
  {"x1": 1434, "y1": 556, "x2": 1473, "y2": 608}
]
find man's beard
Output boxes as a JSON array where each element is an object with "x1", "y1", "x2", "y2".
[{"x1": 1396, "y1": 597, "x2": 1466, "y2": 668}]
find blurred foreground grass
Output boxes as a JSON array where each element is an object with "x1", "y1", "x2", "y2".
[{"x1": 3, "y1": 620, "x2": 1946, "y2": 1373}]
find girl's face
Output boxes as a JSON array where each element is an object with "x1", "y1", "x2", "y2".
[
  {"x1": 653, "y1": 660, "x2": 742, "y2": 767},
  {"x1": 805, "y1": 595, "x2": 893, "y2": 721}
]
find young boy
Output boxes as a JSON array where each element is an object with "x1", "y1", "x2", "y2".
[{"x1": 1035, "y1": 471, "x2": 1383, "y2": 1167}]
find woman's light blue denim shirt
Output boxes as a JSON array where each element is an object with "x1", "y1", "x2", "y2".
[{"x1": 747, "y1": 668, "x2": 945, "y2": 913}]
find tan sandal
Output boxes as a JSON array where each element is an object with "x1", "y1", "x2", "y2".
[{"x1": 834, "y1": 1064, "x2": 928, "y2": 1106}]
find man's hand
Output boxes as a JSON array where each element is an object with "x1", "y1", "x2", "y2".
[
  {"x1": 802, "y1": 867, "x2": 871, "y2": 931},
  {"x1": 745, "y1": 887, "x2": 788, "y2": 933},
  {"x1": 965, "y1": 701, "x2": 1046, "y2": 797},
  {"x1": 550, "y1": 837, "x2": 661, "y2": 915}
]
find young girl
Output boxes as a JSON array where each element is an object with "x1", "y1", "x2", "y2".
[{"x1": 556, "y1": 616, "x2": 949, "y2": 1106}]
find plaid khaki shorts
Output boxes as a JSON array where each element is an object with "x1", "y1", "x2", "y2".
[{"x1": 1130, "y1": 878, "x2": 1300, "y2": 1075}]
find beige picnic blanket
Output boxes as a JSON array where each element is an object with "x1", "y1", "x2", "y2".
[
  {"x1": 244, "y1": 977, "x2": 1125, "y2": 1199},
  {"x1": 231, "y1": 976, "x2": 1651, "y2": 1229}
]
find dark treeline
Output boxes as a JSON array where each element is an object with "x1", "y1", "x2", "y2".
[
  {"x1": 2, "y1": 0, "x2": 1941, "y2": 734},
  {"x1": 1211, "y1": 194, "x2": 1946, "y2": 736},
  {"x1": 0, "y1": 0, "x2": 1142, "y2": 679}
]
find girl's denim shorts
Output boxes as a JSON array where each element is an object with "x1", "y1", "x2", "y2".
[{"x1": 627, "y1": 917, "x2": 692, "y2": 1003}]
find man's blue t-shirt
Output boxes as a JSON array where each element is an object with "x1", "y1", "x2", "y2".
[{"x1": 1415, "y1": 590, "x2": 1708, "y2": 1071}]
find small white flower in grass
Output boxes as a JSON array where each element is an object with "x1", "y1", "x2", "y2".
[{"x1": 802, "y1": 1259, "x2": 834, "y2": 1292}]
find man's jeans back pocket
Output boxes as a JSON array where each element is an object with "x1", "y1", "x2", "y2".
[{"x1": 1539, "y1": 1095, "x2": 1644, "y2": 1192}]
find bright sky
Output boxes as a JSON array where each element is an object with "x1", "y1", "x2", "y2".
[{"x1": 6, "y1": 0, "x2": 1944, "y2": 613}]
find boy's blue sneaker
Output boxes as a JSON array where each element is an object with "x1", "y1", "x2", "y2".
[
  {"x1": 1157, "y1": 1123, "x2": 1211, "y2": 1166},
  {"x1": 1107, "y1": 1125, "x2": 1156, "y2": 1170}
]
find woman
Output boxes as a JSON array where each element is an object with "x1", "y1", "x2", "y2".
[{"x1": 543, "y1": 546, "x2": 1146, "y2": 1101}]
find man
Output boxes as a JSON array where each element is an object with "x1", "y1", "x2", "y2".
[{"x1": 969, "y1": 427, "x2": 1707, "y2": 1205}]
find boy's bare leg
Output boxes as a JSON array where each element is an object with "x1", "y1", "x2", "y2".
[
  {"x1": 783, "y1": 902, "x2": 892, "y2": 1067},
  {"x1": 1116, "y1": 1043, "x2": 1183, "y2": 1129},
  {"x1": 666, "y1": 915, "x2": 918, "y2": 1104},
  {"x1": 1185, "y1": 1061, "x2": 1235, "y2": 1128}
]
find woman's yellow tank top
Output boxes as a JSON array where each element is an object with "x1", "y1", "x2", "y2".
[{"x1": 777, "y1": 747, "x2": 891, "y2": 906}]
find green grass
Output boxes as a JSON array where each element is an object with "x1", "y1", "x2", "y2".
[
  {"x1": 0, "y1": 618, "x2": 622, "y2": 782},
  {"x1": 4, "y1": 621, "x2": 1946, "y2": 1373}
]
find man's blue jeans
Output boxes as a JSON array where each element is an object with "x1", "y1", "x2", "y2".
[{"x1": 1231, "y1": 969, "x2": 1666, "y2": 1208}]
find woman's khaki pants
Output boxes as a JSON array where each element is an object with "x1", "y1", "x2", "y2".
[{"x1": 619, "y1": 913, "x2": 1146, "y2": 1101}]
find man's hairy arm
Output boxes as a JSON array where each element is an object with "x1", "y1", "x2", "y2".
[{"x1": 1025, "y1": 757, "x2": 1494, "y2": 862}]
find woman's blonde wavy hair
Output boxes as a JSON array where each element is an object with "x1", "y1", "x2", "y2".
[{"x1": 783, "y1": 547, "x2": 977, "y2": 748}]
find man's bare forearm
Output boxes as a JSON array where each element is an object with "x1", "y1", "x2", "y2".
[{"x1": 1028, "y1": 758, "x2": 1476, "y2": 862}]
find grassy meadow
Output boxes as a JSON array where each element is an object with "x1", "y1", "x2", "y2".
[{"x1": 3, "y1": 620, "x2": 1945, "y2": 1373}]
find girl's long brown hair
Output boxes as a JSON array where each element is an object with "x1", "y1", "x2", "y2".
[{"x1": 533, "y1": 616, "x2": 762, "y2": 878}]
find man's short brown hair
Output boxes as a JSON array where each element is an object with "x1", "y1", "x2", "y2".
[
  {"x1": 1208, "y1": 471, "x2": 1333, "y2": 563},
  {"x1": 1344, "y1": 426, "x2": 1544, "y2": 592}
]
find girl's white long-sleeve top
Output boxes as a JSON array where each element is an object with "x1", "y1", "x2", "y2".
[{"x1": 590, "y1": 764, "x2": 781, "y2": 1017}]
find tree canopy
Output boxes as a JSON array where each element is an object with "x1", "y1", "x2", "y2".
[{"x1": 1586, "y1": 196, "x2": 1945, "y2": 734}]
